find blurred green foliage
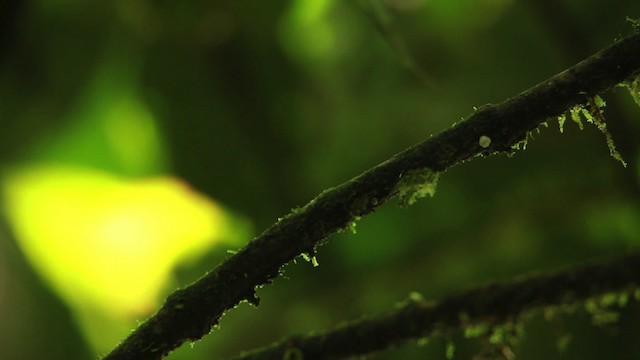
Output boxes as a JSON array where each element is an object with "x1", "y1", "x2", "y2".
[{"x1": 1, "y1": 0, "x2": 640, "y2": 359}]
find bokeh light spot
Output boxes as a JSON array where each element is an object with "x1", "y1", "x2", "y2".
[{"x1": 2, "y1": 165, "x2": 230, "y2": 318}]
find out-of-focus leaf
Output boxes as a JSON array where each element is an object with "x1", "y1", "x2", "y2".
[{"x1": 2, "y1": 165, "x2": 250, "y2": 353}]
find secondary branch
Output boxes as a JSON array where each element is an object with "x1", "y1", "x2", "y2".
[{"x1": 228, "y1": 251, "x2": 640, "y2": 359}]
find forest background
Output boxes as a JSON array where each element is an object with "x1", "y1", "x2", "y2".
[{"x1": 1, "y1": 1, "x2": 640, "y2": 359}]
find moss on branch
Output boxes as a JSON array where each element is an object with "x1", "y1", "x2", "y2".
[
  {"x1": 227, "y1": 251, "x2": 640, "y2": 360},
  {"x1": 103, "y1": 33, "x2": 640, "y2": 360}
]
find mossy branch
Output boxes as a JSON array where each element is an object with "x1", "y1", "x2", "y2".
[
  {"x1": 103, "y1": 33, "x2": 640, "y2": 360},
  {"x1": 227, "y1": 251, "x2": 640, "y2": 360}
]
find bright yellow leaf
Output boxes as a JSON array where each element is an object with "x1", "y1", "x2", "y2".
[{"x1": 1, "y1": 165, "x2": 248, "y2": 352}]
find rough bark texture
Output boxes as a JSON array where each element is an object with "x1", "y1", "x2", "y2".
[
  {"x1": 228, "y1": 251, "x2": 640, "y2": 360},
  {"x1": 103, "y1": 33, "x2": 640, "y2": 360}
]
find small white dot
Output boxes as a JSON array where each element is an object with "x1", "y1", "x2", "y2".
[{"x1": 479, "y1": 135, "x2": 491, "y2": 148}]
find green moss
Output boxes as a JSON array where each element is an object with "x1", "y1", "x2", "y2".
[
  {"x1": 408, "y1": 291, "x2": 424, "y2": 302},
  {"x1": 595, "y1": 291, "x2": 631, "y2": 308},
  {"x1": 587, "y1": 307, "x2": 620, "y2": 326},
  {"x1": 583, "y1": 290, "x2": 633, "y2": 326},
  {"x1": 283, "y1": 347, "x2": 304, "y2": 360},
  {"x1": 557, "y1": 114, "x2": 567, "y2": 133},
  {"x1": 458, "y1": 289, "x2": 633, "y2": 359},
  {"x1": 617, "y1": 293, "x2": 629, "y2": 307},
  {"x1": 511, "y1": 120, "x2": 553, "y2": 151},
  {"x1": 276, "y1": 206, "x2": 303, "y2": 224},
  {"x1": 488, "y1": 328, "x2": 504, "y2": 345},
  {"x1": 556, "y1": 334, "x2": 572, "y2": 353},
  {"x1": 569, "y1": 107, "x2": 585, "y2": 130},
  {"x1": 510, "y1": 138, "x2": 528, "y2": 151},
  {"x1": 586, "y1": 96, "x2": 626, "y2": 167},
  {"x1": 511, "y1": 129, "x2": 541, "y2": 151},
  {"x1": 395, "y1": 292, "x2": 426, "y2": 310},
  {"x1": 445, "y1": 340, "x2": 456, "y2": 360},
  {"x1": 622, "y1": 75, "x2": 640, "y2": 107},
  {"x1": 593, "y1": 94, "x2": 606, "y2": 108},
  {"x1": 486, "y1": 320, "x2": 525, "y2": 347},
  {"x1": 627, "y1": 17, "x2": 640, "y2": 33},
  {"x1": 300, "y1": 252, "x2": 320, "y2": 267},
  {"x1": 564, "y1": 97, "x2": 626, "y2": 167},
  {"x1": 300, "y1": 252, "x2": 319, "y2": 267},
  {"x1": 464, "y1": 324, "x2": 489, "y2": 339},
  {"x1": 339, "y1": 216, "x2": 361, "y2": 234},
  {"x1": 396, "y1": 168, "x2": 440, "y2": 206},
  {"x1": 600, "y1": 293, "x2": 616, "y2": 307}
]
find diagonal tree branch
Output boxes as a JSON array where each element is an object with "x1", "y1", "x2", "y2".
[
  {"x1": 226, "y1": 251, "x2": 640, "y2": 360},
  {"x1": 104, "y1": 33, "x2": 640, "y2": 360}
]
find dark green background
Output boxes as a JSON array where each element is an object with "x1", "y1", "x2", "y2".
[{"x1": 1, "y1": 1, "x2": 640, "y2": 359}]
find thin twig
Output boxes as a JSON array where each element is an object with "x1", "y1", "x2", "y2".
[
  {"x1": 227, "y1": 251, "x2": 640, "y2": 360},
  {"x1": 104, "y1": 33, "x2": 640, "y2": 360}
]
